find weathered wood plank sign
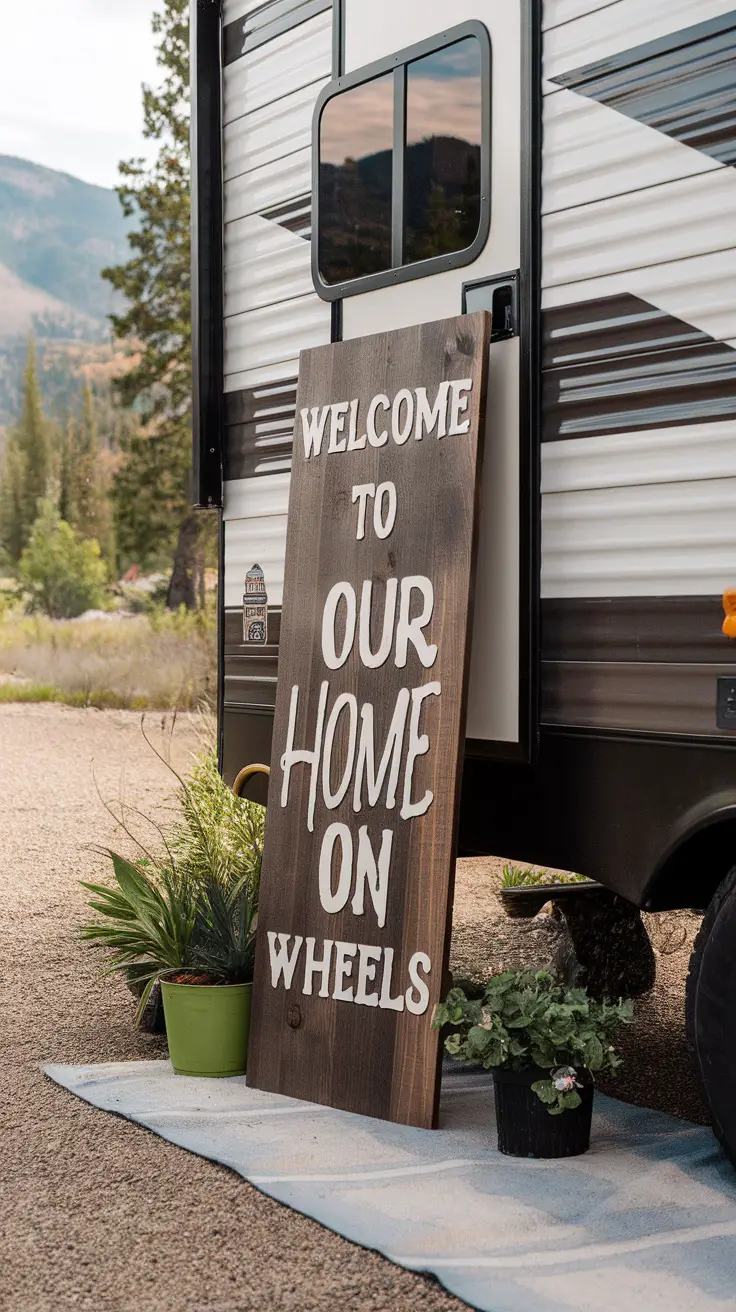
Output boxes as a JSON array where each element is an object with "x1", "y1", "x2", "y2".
[{"x1": 247, "y1": 312, "x2": 491, "y2": 1128}]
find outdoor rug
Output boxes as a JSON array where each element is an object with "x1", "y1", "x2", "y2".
[{"x1": 44, "y1": 1060, "x2": 736, "y2": 1312}]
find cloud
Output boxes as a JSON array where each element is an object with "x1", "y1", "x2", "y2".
[{"x1": 0, "y1": 0, "x2": 160, "y2": 188}]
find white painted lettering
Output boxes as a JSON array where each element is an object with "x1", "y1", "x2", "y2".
[
  {"x1": 448, "y1": 378, "x2": 473, "y2": 435},
  {"x1": 321, "y1": 582, "x2": 357, "y2": 670},
  {"x1": 346, "y1": 398, "x2": 364, "y2": 450},
  {"x1": 333, "y1": 941, "x2": 358, "y2": 1002},
  {"x1": 267, "y1": 932, "x2": 304, "y2": 989},
  {"x1": 358, "y1": 578, "x2": 398, "y2": 669},
  {"x1": 379, "y1": 947, "x2": 405, "y2": 1012},
  {"x1": 367, "y1": 394, "x2": 389, "y2": 447},
  {"x1": 354, "y1": 944, "x2": 382, "y2": 1007},
  {"x1": 401, "y1": 682, "x2": 441, "y2": 820},
  {"x1": 352, "y1": 483, "x2": 375, "y2": 541},
  {"x1": 391, "y1": 389, "x2": 414, "y2": 445},
  {"x1": 301, "y1": 406, "x2": 329, "y2": 458},
  {"x1": 395, "y1": 577, "x2": 438, "y2": 669},
  {"x1": 353, "y1": 689, "x2": 410, "y2": 812},
  {"x1": 328, "y1": 400, "x2": 350, "y2": 453},
  {"x1": 351, "y1": 826, "x2": 393, "y2": 929},
  {"x1": 302, "y1": 937, "x2": 334, "y2": 997},
  {"x1": 318, "y1": 823, "x2": 353, "y2": 915},
  {"x1": 373, "y1": 482, "x2": 397, "y2": 539},
  {"x1": 414, "y1": 382, "x2": 450, "y2": 440},
  {"x1": 322, "y1": 693, "x2": 358, "y2": 810},
  {"x1": 405, "y1": 951, "x2": 432, "y2": 1015}
]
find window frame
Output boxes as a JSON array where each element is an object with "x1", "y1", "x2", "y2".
[{"x1": 311, "y1": 19, "x2": 492, "y2": 301}]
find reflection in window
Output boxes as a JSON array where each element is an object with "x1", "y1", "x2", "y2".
[
  {"x1": 404, "y1": 38, "x2": 482, "y2": 264},
  {"x1": 318, "y1": 74, "x2": 393, "y2": 285}
]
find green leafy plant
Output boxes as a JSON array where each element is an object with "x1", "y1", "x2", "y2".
[
  {"x1": 500, "y1": 864, "x2": 591, "y2": 889},
  {"x1": 433, "y1": 969, "x2": 633, "y2": 1114},
  {"x1": 79, "y1": 733, "x2": 265, "y2": 1020},
  {"x1": 18, "y1": 501, "x2": 108, "y2": 619}
]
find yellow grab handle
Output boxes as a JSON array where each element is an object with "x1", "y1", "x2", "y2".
[{"x1": 232, "y1": 762, "x2": 270, "y2": 798}]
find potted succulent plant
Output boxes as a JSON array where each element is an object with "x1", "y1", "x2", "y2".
[{"x1": 434, "y1": 968, "x2": 633, "y2": 1158}]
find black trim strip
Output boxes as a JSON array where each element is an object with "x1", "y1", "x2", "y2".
[
  {"x1": 542, "y1": 596, "x2": 735, "y2": 664},
  {"x1": 260, "y1": 192, "x2": 312, "y2": 237},
  {"x1": 223, "y1": 0, "x2": 331, "y2": 67},
  {"x1": 223, "y1": 377, "x2": 297, "y2": 479},
  {"x1": 542, "y1": 658, "x2": 736, "y2": 737},
  {"x1": 191, "y1": 0, "x2": 224, "y2": 510},
  {"x1": 542, "y1": 295, "x2": 736, "y2": 442}
]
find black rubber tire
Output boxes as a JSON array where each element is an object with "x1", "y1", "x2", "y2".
[{"x1": 685, "y1": 865, "x2": 736, "y2": 1163}]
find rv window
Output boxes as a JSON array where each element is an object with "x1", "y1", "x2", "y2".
[
  {"x1": 404, "y1": 39, "x2": 483, "y2": 264},
  {"x1": 315, "y1": 22, "x2": 490, "y2": 296},
  {"x1": 318, "y1": 73, "x2": 394, "y2": 286}
]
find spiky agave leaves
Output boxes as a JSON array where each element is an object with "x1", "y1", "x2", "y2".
[{"x1": 80, "y1": 850, "x2": 199, "y2": 1023}]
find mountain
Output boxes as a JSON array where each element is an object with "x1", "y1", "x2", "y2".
[{"x1": 0, "y1": 155, "x2": 133, "y2": 341}]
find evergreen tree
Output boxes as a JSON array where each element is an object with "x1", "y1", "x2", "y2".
[
  {"x1": 102, "y1": 0, "x2": 207, "y2": 599},
  {"x1": 0, "y1": 338, "x2": 54, "y2": 563}
]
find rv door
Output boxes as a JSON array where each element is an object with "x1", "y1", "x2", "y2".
[{"x1": 314, "y1": 0, "x2": 540, "y2": 760}]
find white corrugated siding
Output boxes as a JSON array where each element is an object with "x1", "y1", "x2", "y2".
[
  {"x1": 225, "y1": 148, "x2": 311, "y2": 224},
  {"x1": 542, "y1": 89, "x2": 718, "y2": 215},
  {"x1": 224, "y1": 81, "x2": 326, "y2": 181},
  {"x1": 541, "y1": 0, "x2": 736, "y2": 602},
  {"x1": 543, "y1": 170, "x2": 736, "y2": 290},
  {"x1": 542, "y1": 478, "x2": 736, "y2": 597},
  {"x1": 223, "y1": 472, "x2": 291, "y2": 521},
  {"x1": 225, "y1": 293, "x2": 330, "y2": 378},
  {"x1": 225, "y1": 216, "x2": 313, "y2": 317},
  {"x1": 224, "y1": 517, "x2": 288, "y2": 608},
  {"x1": 223, "y1": 0, "x2": 267, "y2": 24},
  {"x1": 542, "y1": 248, "x2": 736, "y2": 348},
  {"x1": 542, "y1": 423, "x2": 736, "y2": 495},
  {"x1": 223, "y1": 10, "x2": 331, "y2": 124}
]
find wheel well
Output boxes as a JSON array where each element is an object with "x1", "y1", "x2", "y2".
[{"x1": 644, "y1": 818, "x2": 736, "y2": 912}]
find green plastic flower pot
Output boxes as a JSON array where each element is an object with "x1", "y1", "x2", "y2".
[{"x1": 160, "y1": 979, "x2": 252, "y2": 1077}]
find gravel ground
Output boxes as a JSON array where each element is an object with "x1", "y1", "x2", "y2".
[
  {"x1": 1, "y1": 705, "x2": 463, "y2": 1312},
  {"x1": 1, "y1": 705, "x2": 711, "y2": 1312}
]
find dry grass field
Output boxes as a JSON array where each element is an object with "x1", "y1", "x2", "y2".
[{"x1": 0, "y1": 608, "x2": 217, "y2": 709}]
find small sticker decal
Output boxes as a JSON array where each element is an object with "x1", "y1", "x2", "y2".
[{"x1": 243, "y1": 564, "x2": 268, "y2": 645}]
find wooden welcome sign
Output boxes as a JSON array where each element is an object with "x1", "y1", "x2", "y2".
[{"x1": 247, "y1": 312, "x2": 491, "y2": 1128}]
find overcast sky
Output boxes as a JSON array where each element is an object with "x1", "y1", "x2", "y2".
[{"x1": 0, "y1": 0, "x2": 161, "y2": 190}]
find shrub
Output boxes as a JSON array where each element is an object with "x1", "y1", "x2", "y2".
[{"x1": 18, "y1": 501, "x2": 107, "y2": 619}]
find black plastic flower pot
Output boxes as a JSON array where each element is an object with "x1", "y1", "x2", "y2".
[{"x1": 493, "y1": 1066, "x2": 594, "y2": 1158}]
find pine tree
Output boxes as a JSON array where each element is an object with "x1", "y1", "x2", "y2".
[
  {"x1": 0, "y1": 337, "x2": 53, "y2": 564},
  {"x1": 102, "y1": 0, "x2": 207, "y2": 599}
]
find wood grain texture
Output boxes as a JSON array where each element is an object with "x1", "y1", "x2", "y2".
[{"x1": 247, "y1": 312, "x2": 491, "y2": 1128}]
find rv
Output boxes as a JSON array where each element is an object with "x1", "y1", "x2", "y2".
[{"x1": 191, "y1": 0, "x2": 736, "y2": 1155}]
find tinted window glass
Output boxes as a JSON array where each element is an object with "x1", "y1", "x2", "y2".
[
  {"x1": 404, "y1": 38, "x2": 483, "y2": 264},
  {"x1": 318, "y1": 74, "x2": 393, "y2": 285}
]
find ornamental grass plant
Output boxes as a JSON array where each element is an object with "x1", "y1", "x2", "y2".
[{"x1": 80, "y1": 731, "x2": 264, "y2": 1021}]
